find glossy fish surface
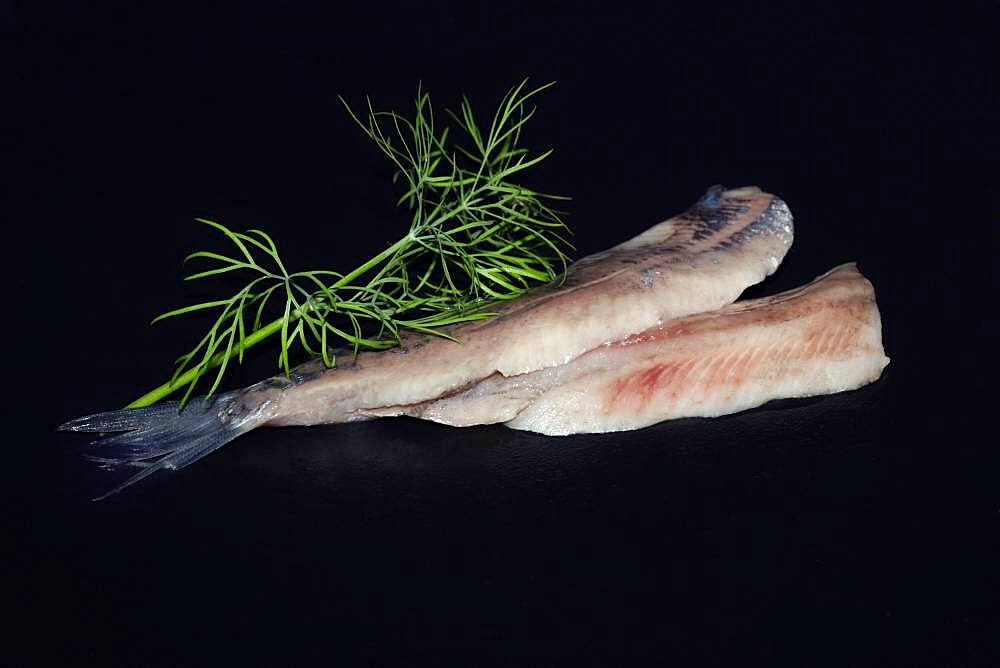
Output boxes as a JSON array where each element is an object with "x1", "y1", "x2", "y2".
[
  {"x1": 270, "y1": 185, "x2": 793, "y2": 426},
  {"x1": 380, "y1": 264, "x2": 889, "y2": 434}
]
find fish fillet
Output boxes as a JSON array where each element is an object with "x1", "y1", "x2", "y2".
[
  {"x1": 60, "y1": 185, "x2": 795, "y2": 497},
  {"x1": 269, "y1": 184, "x2": 793, "y2": 426},
  {"x1": 380, "y1": 263, "x2": 888, "y2": 434}
]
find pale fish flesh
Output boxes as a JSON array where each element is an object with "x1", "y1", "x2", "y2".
[
  {"x1": 369, "y1": 263, "x2": 890, "y2": 434},
  {"x1": 60, "y1": 185, "x2": 796, "y2": 497}
]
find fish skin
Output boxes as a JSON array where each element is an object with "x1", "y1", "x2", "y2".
[
  {"x1": 268, "y1": 185, "x2": 794, "y2": 426},
  {"x1": 390, "y1": 263, "x2": 889, "y2": 434}
]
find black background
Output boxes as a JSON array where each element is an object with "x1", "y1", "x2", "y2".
[{"x1": 8, "y1": 2, "x2": 996, "y2": 665}]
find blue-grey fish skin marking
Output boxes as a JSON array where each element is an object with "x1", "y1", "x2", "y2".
[
  {"x1": 683, "y1": 199, "x2": 753, "y2": 242},
  {"x1": 697, "y1": 184, "x2": 726, "y2": 206},
  {"x1": 289, "y1": 360, "x2": 327, "y2": 385},
  {"x1": 711, "y1": 196, "x2": 793, "y2": 253}
]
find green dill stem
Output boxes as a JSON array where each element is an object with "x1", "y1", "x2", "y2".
[
  {"x1": 126, "y1": 236, "x2": 411, "y2": 408},
  {"x1": 130, "y1": 80, "x2": 569, "y2": 409}
]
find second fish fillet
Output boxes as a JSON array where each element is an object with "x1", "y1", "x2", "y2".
[{"x1": 372, "y1": 264, "x2": 889, "y2": 434}]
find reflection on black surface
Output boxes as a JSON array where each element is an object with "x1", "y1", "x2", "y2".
[
  {"x1": 39, "y1": 365, "x2": 995, "y2": 663},
  {"x1": 59, "y1": 372, "x2": 887, "y2": 506},
  {"x1": 228, "y1": 377, "x2": 886, "y2": 496}
]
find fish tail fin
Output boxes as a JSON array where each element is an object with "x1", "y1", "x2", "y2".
[{"x1": 58, "y1": 385, "x2": 283, "y2": 500}]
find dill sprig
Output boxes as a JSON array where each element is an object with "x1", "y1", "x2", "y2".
[{"x1": 128, "y1": 79, "x2": 571, "y2": 408}]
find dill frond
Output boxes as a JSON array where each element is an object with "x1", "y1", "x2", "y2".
[{"x1": 130, "y1": 79, "x2": 571, "y2": 408}]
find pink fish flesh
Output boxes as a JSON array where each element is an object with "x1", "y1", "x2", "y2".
[{"x1": 368, "y1": 263, "x2": 889, "y2": 434}]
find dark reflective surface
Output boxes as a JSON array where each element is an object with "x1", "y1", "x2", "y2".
[
  {"x1": 12, "y1": 2, "x2": 994, "y2": 665},
  {"x1": 28, "y1": 371, "x2": 998, "y2": 663},
  {"x1": 56, "y1": 371, "x2": 887, "y2": 504}
]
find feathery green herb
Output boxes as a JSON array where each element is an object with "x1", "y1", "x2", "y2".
[{"x1": 128, "y1": 79, "x2": 571, "y2": 409}]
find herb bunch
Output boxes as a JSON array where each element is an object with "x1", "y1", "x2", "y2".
[{"x1": 129, "y1": 80, "x2": 571, "y2": 408}]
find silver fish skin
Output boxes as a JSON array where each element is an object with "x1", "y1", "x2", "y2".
[
  {"x1": 60, "y1": 185, "x2": 794, "y2": 497},
  {"x1": 383, "y1": 263, "x2": 889, "y2": 434}
]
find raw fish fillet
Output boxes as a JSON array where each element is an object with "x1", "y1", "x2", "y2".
[
  {"x1": 272, "y1": 184, "x2": 793, "y2": 426},
  {"x1": 60, "y1": 185, "x2": 795, "y2": 497},
  {"x1": 374, "y1": 264, "x2": 889, "y2": 434}
]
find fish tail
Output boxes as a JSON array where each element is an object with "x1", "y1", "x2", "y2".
[{"x1": 58, "y1": 383, "x2": 285, "y2": 500}]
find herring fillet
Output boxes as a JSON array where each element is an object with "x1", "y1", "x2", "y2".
[
  {"x1": 59, "y1": 185, "x2": 793, "y2": 497},
  {"x1": 388, "y1": 263, "x2": 889, "y2": 434},
  {"x1": 267, "y1": 185, "x2": 793, "y2": 426}
]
